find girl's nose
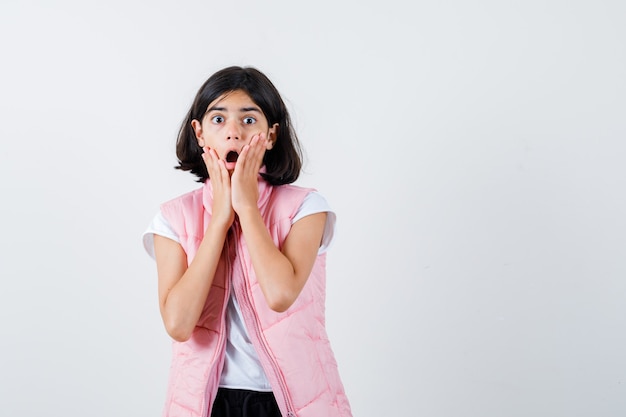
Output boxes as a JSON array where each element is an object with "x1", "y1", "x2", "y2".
[{"x1": 225, "y1": 120, "x2": 241, "y2": 140}]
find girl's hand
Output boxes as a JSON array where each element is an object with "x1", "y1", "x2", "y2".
[
  {"x1": 201, "y1": 147, "x2": 235, "y2": 228},
  {"x1": 231, "y1": 134, "x2": 269, "y2": 215}
]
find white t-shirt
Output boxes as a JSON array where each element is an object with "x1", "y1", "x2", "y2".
[{"x1": 143, "y1": 191, "x2": 336, "y2": 391}]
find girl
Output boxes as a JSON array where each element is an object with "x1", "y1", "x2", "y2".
[{"x1": 143, "y1": 66, "x2": 352, "y2": 417}]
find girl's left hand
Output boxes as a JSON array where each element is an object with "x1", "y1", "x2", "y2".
[{"x1": 231, "y1": 133, "x2": 269, "y2": 215}]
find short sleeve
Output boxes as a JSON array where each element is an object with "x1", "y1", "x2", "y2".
[
  {"x1": 142, "y1": 210, "x2": 181, "y2": 260},
  {"x1": 292, "y1": 191, "x2": 336, "y2": 254}
]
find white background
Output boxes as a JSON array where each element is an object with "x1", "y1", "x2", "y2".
[{"x1": 1, "y1": 1, "x2": 625, "y2": 416}]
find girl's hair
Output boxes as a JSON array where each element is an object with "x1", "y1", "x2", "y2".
[{"x1": 175, "y1": 66, "x2": 302, "y2": 185}]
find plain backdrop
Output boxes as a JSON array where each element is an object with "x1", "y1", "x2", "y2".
[{"x1": 1, "y1": 1, "x2": 625, "y2": 416}]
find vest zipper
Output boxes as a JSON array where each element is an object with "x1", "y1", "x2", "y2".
[
  {"x1": 201, "y1": 236, "x2": 232, "y2": 417},
  {"x1": 233, "y1": 222, "x2": 297, "y2": 417}
]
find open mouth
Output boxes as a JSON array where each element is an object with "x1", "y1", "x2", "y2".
[{"x1": 225, "y1": 151, "x2": 239, "y2": 163}]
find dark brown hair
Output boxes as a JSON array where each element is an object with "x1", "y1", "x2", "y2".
[{"x1": 175, "y1": 66, "x2": 302, "y2": 184}]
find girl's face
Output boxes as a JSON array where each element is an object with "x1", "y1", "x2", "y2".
[{"x1": 191, "y1": 89, "x2": 278, "y2": 172}]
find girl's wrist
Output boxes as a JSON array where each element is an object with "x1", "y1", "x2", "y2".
[
  {"x1": 235, "y1": 205, "x2": 261, "y2": 224},
  {"x1": 206, "y1": 216, "x2": 232, "y2": 234}
]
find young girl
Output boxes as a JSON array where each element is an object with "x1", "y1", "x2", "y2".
[{"x1": 143, "y1": 66, "x2": 352, "y2": 417}]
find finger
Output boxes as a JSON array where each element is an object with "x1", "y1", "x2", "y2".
[
  {"x1": 242, "y1": 134, "x2": 265, "y2": 172},
  {"x1": 213, "y1": 157, "x2": 230, "y2": 187},
  {"x1": 205, "y1": 148, "x2": 231, "y2": 187},
  {"x1": 201, "y1": 147, "x2": 217, "y2": 167},
  {"x1": 217, "y1": 159, "x2": 231, "y2": 185},
  {"x1": 202, "y1": 147, "x2": 220, "y2": 178},
  {"x1": 233, "y1": 145, "x2": 250, "y2": 180}
]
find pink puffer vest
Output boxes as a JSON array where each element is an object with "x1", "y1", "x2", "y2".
[{"x1": 159, "y1": 175, "x2": 352, "y2": 417}]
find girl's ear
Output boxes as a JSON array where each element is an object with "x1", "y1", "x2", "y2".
[
  {"x1": 266, "y1": 123, "x2": 279, "y2": 150},
  {"x1": 191, "y1": 119, "x2": 205, "y2": 147}
]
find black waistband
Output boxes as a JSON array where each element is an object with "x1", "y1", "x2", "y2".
[{"x1": 211, "y1": 388, "x2": 280, "y2": 417}]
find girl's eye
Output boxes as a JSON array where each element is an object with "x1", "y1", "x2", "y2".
[
  {"x1": 243, "y1": 117, "x2": 256, "y2": 125},
  {"x1": 211, "y1": 116, "x2": 224, "y2": 124}
]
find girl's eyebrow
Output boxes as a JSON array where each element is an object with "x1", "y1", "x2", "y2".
[{"x1": 207, "y1": 106, "x2": 262, "y2": 113}]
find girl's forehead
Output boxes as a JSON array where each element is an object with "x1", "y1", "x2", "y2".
[{"x1": 207, "y1": 89, "x2": 257, "y2": 110}]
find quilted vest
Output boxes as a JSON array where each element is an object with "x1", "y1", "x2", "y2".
[{"x1": 158, "y1": 175, "x2": 352, "y2": 417}]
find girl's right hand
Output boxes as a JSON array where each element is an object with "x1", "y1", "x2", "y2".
[{"x1": 201, "y1": 147, "x2": 235, "y2": 229}]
